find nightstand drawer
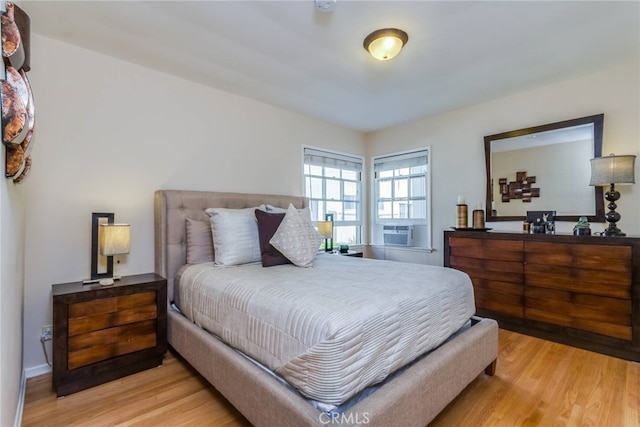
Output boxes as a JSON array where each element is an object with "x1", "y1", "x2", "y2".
[
  {"x1": 68, "y1": 319, "x2": 157, "y2": 369},
  {"x1": 69, "y1": 291, "x2": 156, "y2": 317},
  {"x1": 68, "y1": 291, "x2": 158, "y2": 336}
]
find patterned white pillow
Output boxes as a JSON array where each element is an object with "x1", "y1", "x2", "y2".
[
  {"x1": 205, "y1": 205, "x2": 265, "y2": 266},
  {"x1": 269, "y1": 204, "x2": 323, "y2": 267}
]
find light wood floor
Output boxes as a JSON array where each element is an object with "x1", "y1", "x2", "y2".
[{"x1": 22, "y1": 329, "x2": 639, "y2": 427}]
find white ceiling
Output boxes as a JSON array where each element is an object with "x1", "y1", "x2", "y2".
[{"x1": 22, "y1": 1, "x2": 640, "y2": 132}]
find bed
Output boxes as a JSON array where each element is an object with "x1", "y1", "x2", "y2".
[{"x1": 154, "y1": 189, "x2": 498, "y2": 427}]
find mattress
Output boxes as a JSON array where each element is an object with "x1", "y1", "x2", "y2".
[{"x1": 176, "y1": 254, "x2": 475, "y2": 405}]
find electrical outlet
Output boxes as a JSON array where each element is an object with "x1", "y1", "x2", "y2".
[{"x1": 41, "y1": 325, "x2": 52, "y2": 341}]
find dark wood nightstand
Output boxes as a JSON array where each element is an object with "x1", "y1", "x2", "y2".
[{"x1": 52, "y1": 273, "x2": 167, "y2": 397}]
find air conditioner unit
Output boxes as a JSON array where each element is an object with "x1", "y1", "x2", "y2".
[{"x1": 382, "y1": 225, "x2": 414, "y2": 246}]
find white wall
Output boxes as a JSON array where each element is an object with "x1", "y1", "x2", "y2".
[
  {"x1": 0, "y1": 153, "x2": 25, "y2": 427},
  {"x1": 365, "y1": 62, "x2": 640, "y2": 265},
  {"x1": 22, "y1": 34, "x2": 364, "y2": 372},
  {"x1": 1, "y1": 0, "x2": 26, "y2": 422},
  {"x1": 17, "y1": 28, "x2": 640, "y2": 379}
]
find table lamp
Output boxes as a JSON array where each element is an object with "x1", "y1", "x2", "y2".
[
  {"x1": 317, "y1": 214, "x2": 334, "y2": 252},
  {"x1": 84, "y1": 213, "x2": 130, "y2": 285},
  {"x1": 589, "y1": 154, "x2": 636, "y2": 236}
]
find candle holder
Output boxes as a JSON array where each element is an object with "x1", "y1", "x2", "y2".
[
  {"x1": 472, "y1": 209, "x2": 485, "y2": 229},
  {"x1": 456, "y1": 204, "x2": 468, "y2": 228}
]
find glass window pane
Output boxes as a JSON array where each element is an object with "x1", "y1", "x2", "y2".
[
  {"x1": 393, "y1": 201, "x2": 409, "y2": 219},
  {"x1": 309, "y1": 200, "x2": 324, "y2": 222},
  {"x1": 325, "y1": 167, "x2": 340, "y2": 178},
  {"x1": 378, "y1": 201, "x2": 392, "y2": 219},
  {"x1": 379, "y1": 170, "x2": 393, "y2": 178},
  {"x1": 410, "y1": 200, "x2": 426, "y2": 219},
  {"x1": 335, "y1": 226, "x2": 356, "y2": 245},
  {"x1": 378, "y1": 180, "x2": 392, "y2": 199},
  {"x1": 344, "y1": 181, "x2": 357, "y2": 198},
  {"x1": 318, "y1": 201, "x2": 326, "y2": 220},
  {"x1": 326, "y1": 179, "x2": 341, "y2": 200},
  {"x1": 310, "y1": 177, "x2": 323, "y2": 199},
  {"x1": 396, "y1": 167, "x2": 410, "y2": 176},
  {"x1": 395, "y1": 178, "x2": 408, "y2": 198},
  {"x1": 309, "y1": 165, "x2": 323, "y2": 176},
  {"x1": 343, "y1": 202, "x2": 358, "y2": 220},
  {"x1": 343, "y1": 170, "x2": 357, "y2": 181},
  {"x1": 326, "y1": 201, "x2": 342, "y2": 220},
  {"x1": 410, "y1": 177, "x2": 425, "y2": 197},
  {"x1": 410, "y1": 165, "x2": 427, "y2": 174},
  {"x1": 304, "y1": 164, "x2": 310, "y2": 175}
]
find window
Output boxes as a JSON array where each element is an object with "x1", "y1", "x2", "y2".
[
  {"x1": 303, "y1": 147, "x2": 363, "y2": 245},
  {"x1": 373, "y1": 148, "x2": 431, "y2": 248}
]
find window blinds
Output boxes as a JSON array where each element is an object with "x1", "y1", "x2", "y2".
[
  {"x1": 304, "y1": 148, "x2": 363, "y2": 172},
  {"x1": 374, "y1": 150, "x2": 428, "y2": 175}
]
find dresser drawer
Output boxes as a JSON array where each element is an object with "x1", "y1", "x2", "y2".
[
  {"x1": 449, "y1": 237, "x2": 523, "y2": 262},
  {"x1": 449, "y1": 237, "x2": 524, "y2": 317},
  {"x1": 525, "y1": 241, "x2": 632, "y2": 271},
  {"x1": 525, "y1": 241, "x2": 632, "y2": 299},
  {"x1": 525, "y1": 286, "x2": 632, "y2": 340}
]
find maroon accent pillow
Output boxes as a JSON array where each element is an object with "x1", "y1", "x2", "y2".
[{"x1": 255, "y1": 209, "x2": 292, "y2": 267}]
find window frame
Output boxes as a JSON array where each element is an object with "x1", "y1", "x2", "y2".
[
  {"x1": 372, "y1": 147, "x2": 432, "y2": 249},
  {"x1": 302, "y1": 146, "x2": 365, "y2": 246}
]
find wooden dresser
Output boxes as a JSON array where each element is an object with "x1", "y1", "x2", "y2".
[
  {"x1": 444, "y1": 230, "x2": 639, "y2": 361},
  {"x1": 52, "y1": 273, "x2": 167, "y2": 396}
]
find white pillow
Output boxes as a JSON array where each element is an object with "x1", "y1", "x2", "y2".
[
  {"x1": 266, "y1": 204, "x2": 312, "y2": 223},
  {"x1": 269, "y1": 204, "x2": 323, "y2": 268},
  {"x1": 205, "y1": 205, "x2": 265, "y2": 266}
]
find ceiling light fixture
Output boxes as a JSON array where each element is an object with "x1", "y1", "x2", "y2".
[{"x1": 363, "y1": 28, "x2": 408, "y2": 61}]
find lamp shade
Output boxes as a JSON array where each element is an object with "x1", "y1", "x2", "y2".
[
  {"x1": 363, "y1": 28, "x2": 408, "y2": 61},
  {"x1": 99, "y1": 224, "x2": 131, "y2": 256},
  {"x1": 317, "y1": 221, "x2": 334, "y2": 239},
  {"x1": 589, "y1": 154, "x2": 636, "y2": 186}
]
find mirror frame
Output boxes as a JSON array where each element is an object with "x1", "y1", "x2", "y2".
[{"x1": 484, "y1": 114, "x2": 605, "y2": 223}]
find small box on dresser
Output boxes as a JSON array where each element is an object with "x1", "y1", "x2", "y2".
[{"x1": 52, "y1": 273, "x2": 167, "y2": 397}]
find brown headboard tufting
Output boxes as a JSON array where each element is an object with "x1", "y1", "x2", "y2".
[{"x1": 154, "y1": 189, "x2": 308, "y2": 300}]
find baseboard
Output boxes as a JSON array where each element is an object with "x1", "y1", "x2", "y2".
[
  {"x1": 25, "y1": 363, "x2": 51, "y2": 379},
  {"x1": 17, "y1": 365, "x2": 52, "y2": 426},
  {"x1": 14, "y1": 370, "x2": 25, "y2": 427}
]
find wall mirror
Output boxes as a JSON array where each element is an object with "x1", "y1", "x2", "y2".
[{"x1": 484, "y1": 114, "x2": 605, "y2": 222}]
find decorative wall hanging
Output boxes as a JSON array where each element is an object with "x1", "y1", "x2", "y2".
[
  {"x1": 1, "y1": 2, "x2": 34, "y2": 184},
  {"x1": 499, "y1": 171, "x2": 540, "y2": 203}
]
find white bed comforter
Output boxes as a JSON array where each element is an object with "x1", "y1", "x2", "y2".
[{"x1": 177, "y1": 254, "x2": 475, "y2": 405}]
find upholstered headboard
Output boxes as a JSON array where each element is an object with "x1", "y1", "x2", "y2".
[{"x1": 154, "y1": 189, "x2": 308, "y2": 300}]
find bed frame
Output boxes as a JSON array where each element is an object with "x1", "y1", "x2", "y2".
[{"x1": 154, "y1": 189, "x2": 498, "y2": 427}]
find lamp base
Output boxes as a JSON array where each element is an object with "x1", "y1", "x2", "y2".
[
  {"x1": 602, "y1": 227, "x2": 626, "y2": 237},
  {"x1": 601, "y1": 184, "x2": 625, "y2": 237}
]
